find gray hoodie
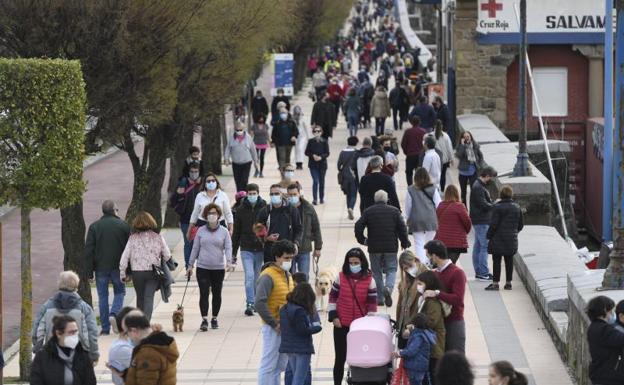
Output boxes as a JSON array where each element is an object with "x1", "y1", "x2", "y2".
[{"x1": 225, "y1": 131, "x2": 258, "y2": 165}]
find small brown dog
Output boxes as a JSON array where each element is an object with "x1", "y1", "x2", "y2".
[{"x1": 172, "y1": 305, "x2": 184, "y2": 332}]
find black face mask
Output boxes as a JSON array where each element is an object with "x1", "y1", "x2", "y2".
[{"x1": 383, "y1": 146, "x2": 391, "y2": 151}]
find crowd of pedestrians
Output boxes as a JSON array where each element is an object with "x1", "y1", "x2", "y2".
[{"x1": 26, "y1": 1, "x2": 621, "y2": 385}]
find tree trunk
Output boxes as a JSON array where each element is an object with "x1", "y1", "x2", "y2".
[
  {"x1": 163, "y1": 121, "x2": 194, "y2": 228},
  {"x1": 201, "y1": 112, "x2": 223, "y2": 175},
  {"x1": 293, "y1": 48, "x2": 310, "y2": 93},
  {"x1": 125, "y1": 127, "x2": 169, "y2": 229},
  {"x1": 19, "y1": 206, "x2": 32, "y2": 381},
  {"x1": 60, "y1": 200, "x2": 92, "y2": 305}
]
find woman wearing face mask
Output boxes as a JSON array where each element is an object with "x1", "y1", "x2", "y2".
[
  {"x1": 488, "y1": 361, "x2": 528, "y2": 385},
  {"x1": 187, "y1": 204, "x2": 234, "y2": 331},
  {"x1": 271, "y1": 107, "x2": 299, "y2": 171},
  {"x1": 250, "y1": 114, "x2": 270, "y2": 178},
  {"x1": 305, "y1": 126, "x2": 330, "y2": 205},
  {"x1": 396, "y1": 250, "x2": 429, "y2": 349},
  {"x1": 225, "y1": 122, "x2": 258, "y2": 192},
  {"x1": 586, "y1": 295, "x2": 624, "y2": 385},
  {"x1": 106, "y1": 307, "x2": 139, "y2": 385},
  {"x1": 455, "y1": 131, "x2": 484, "y2": 205},
  {"x1": 410, "y1": 270, "x2": 446, "y2": 385},
  {"x1": 31, "y1": 315, "x2": 96, "y2": 385},
  {"x1": 293, "y1": 105, "x2": 311, "y2": 170},
  {"x1": 328, "y1": 248, "x2": 378, "y2": 385},
  {"x1": 188, "y1": 173, "x2": 234, "y2": 237}
]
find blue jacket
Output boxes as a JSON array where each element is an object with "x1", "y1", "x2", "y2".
[
  {"x1": 279, "y1": 302, "x2": 322, "y2": 354},
  {"x1": 409, "y1": 103, "x2": 436, "y2": 129},
  {"x1": 400, "y1": 329, "x2": 436, "y2": 372}
]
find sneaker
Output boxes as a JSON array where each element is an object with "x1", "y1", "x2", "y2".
[
  {"x1": 211, "y1": 318, "x2": 219, "y2": 329},
  {"x1": 200, "y1": 319, "x2": 208, "y2": 332},
  {"x1": 504, "y1": 283, "x2": 512, "y2": 290},
  {"x1": 312, "y1": 201, "x2": 318, "y2": 205},
  {"x1": 99, "y1": 330, "x2": 110, "y2": 336},
  {"x1": 254, "y1": 171, "x2": 259, "y2": 177},
  {"x1": 259, "y1": 172, "x2": 264, "y2": 178},
  {"x1": 487, "y1": 273, "x2": 494, "y2": 280},
  {"x1": 348, "y1": 209, "x2": 354, "y2": 220},
  {"x1": 320, "y1": 200, "x2": 324, "y2": 204},
  {"x1": 109, "y1": 315, "x2": 119, "y2": 334},
  {"x1": 383, "y1": 287, "x2": 393, "y2": 307},
  {"x1": 475, "y1": 274, "x2": 490, "y2": 282},
  {"x1": 244, "y1": 304, "x2": 254, "y2": 316},
  {"x1": 485, "y1": 283, "x2": 499, "y2": 291}
]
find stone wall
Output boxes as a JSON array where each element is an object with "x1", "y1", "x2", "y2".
[{"x1": 454, "y1": 0, "x2": 515, "y2": 127}]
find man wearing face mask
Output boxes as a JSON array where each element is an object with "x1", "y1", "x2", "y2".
[
  {"x1": 255, "y1": 240, "x2": 296, "y2": 385},
  {"x1": 422, "y1": 240, "x2": 467, "y2": 354},
  {"x1": 232, "y1": 184, "x2": 268, "y2": 316},
  {"x1": 271, "y1": 88, "x2": 291, "y2": 126},
  {"x1": 586, "y1": 295, "x2": 624, "y2": 385},
  {"x1": 311, "y1": 92, "x2": 337, "y2": 140},
  {"x1": 271, "y1": 107, "x2": 299, "y2": 171},
  {"x1": 286, "y1": 184, "x2": 322, "y2": 280},
  {"x1": 123, "y1": 314, "x2": 179, "y2": 385},
  {"x1": 169, "y1": 163, "x2": 202, "y2": 269},
  {"x1": 256, "y1": 184, "x2": 303, "y2": 263},
  {"x1": 31, "y1": 315, "x2": 97, "y2": 385},
  {"x1": 224, "y1": 122, "x2": 258, "y2": 192}
]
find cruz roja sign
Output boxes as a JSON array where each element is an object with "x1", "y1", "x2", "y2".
[{"x1": 476, "y1": 0, "x2": 610, "y2": 44}]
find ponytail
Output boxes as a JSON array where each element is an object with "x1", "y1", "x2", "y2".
[
  {"x1": 434, "y1": 119, "x2": 443, "y2": 140},
  {"x1": 491, "y1": 361, "x2": 528, "y2": 385}
]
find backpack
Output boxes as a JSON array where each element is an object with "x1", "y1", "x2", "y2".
[{"x1": 35, "y1": 307, "x2": 90, "y2": 353}]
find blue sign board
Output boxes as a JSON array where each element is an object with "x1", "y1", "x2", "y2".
[{"x1": 272, "y1": 53, "x2": 294, "y2": 96}]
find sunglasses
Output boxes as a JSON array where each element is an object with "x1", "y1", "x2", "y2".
[{"x1": 313, "y1": 131, "x2": 321, "y2": 134}]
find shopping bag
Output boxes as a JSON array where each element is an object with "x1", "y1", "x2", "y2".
[{"x1": 390, "y1": 359, "x2": 410, "y2": 385}]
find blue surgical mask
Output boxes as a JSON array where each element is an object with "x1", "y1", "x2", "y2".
[
  {"x1": 284, "y1": 171, "x2": 294, "y2": 179},
  {"x1": 270, "y1": 195, "x2": 282, "y2": 205},
  {"x1": 247, "y1": 195, "x2": 258, "y2": 204},
  {"x1": 289, "y1": 196, "x2": 300, "y2": 206},
  {"x1": 280, "y1": 113, "x2": 288, "y2": 120},
  {"x1": 206, "y1": 181, "x2": 217, "y2": 190},
  {"x1": 608, "y1": 311, "x2": 617, "y2": 324},
  {"x1": 349, "y1": 264, "x2": 362, "y2": 274}
]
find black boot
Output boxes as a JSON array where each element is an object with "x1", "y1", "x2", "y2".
[{"x1": 296, "y1": 162, "x2": 303, "y2": 170}]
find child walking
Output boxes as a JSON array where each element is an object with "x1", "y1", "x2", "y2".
[
  {"x1": 395, "y1": 313, "x2": 437, "y2": 385},
  {"x1": 279, "y1": 282, "x2": 322, "y2": 385}
]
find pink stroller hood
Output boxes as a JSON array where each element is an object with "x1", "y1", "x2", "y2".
[{"x1": 346, "y1": 315, "x2": 393, "y2": 368}]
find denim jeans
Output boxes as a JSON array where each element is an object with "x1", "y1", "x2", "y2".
[
  {"x1": 180, "y1": 223, "x2": 193, "y2": 269},
  {"x1": 285, "y1": 353, "x2": 312, "y2": 385},
  {"x1": 95, "y1": 270, "x2": 126, "y2": 332},
  {"x1": 346, "y1": 183, "x2": 357, "y2": 210},
  {"x1": 375, "y1": 117, "x2": 386, "y2": 136},
  {"x1": 472, "y1": 224, "x2": 490, "y2": 276},
  {"x1": 369, "y1": 253, "x2": 398, "y2": 301},
  {"x1": 240, "y1": 250, "x2": 263, "y2": 305},
  {"x1": 291, "y1": 252, "x2": 311, "y2": 280},
  {"x1": 309, "y1": 166, "x2": 327, "y2": 203},
  {"x1": 258, "y1": 324, "x2": 288, "y2": 385},
  {"x1": 347, "y1": 114, "x2": 359, "y2": 137}
]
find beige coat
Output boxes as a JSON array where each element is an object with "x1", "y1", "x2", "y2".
[{"x1": 370, "y1": 90, "x2": 391, "y2": 118}]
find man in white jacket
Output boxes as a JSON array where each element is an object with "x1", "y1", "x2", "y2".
[{"x1": 422, "y1": 135, "x2": 441, "y2": 191}]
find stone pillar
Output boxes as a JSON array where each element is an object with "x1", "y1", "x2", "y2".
[{"x1": 574, "y1": 45, "x2": 605, "y2": 118}]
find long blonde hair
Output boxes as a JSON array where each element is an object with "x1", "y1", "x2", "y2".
[{"x1": 398, "y1": 250, "x2": 426, "y2": 291}]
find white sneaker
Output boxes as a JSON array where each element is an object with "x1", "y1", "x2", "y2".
[{"x1": 109, "y1": 315, "x2": 119, "y2": 334}]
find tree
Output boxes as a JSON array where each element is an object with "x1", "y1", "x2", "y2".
[{"x1": 0, "y1": 59, "x2": 86, "y2": 381}]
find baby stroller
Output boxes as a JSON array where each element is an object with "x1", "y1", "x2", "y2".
[{"x1": 346, "y1": 313, "x2": 397, "y2": 385}]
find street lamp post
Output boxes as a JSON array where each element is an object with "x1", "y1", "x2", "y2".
[
  {"x1": 602, "y1": 0, "x2": 624, "y2": 290},
  {"x1": 512, "y1": 0, "x2": 530, "y2": 176}
]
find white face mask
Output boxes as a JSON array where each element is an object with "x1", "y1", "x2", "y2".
[
  {"x1": 416, "y1": 284, "x2": 425, "y2": 294},
  {"x1": 281, "y1": 261, "x2": 292, "y2": 271},
  {"x1": 284, "y1": 171, "x2": 294, "y2": 179},
  {"x1": 207, "y1": 214, "x2": 219, "y2": 224},
  {"x1": 62, "y1": 334, "x2": 80, "y2": 349},
  {"x1": 407, "y1": 266, "x2": 418, "y2": 278}
]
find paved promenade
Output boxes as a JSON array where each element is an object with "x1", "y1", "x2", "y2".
[{"x1": 3, "y1": 67, "x2": 574, "y2": 385}]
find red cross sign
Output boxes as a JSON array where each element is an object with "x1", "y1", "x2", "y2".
[{"x1": 481, "y1": 0, "x2": 503, "y2": 18}]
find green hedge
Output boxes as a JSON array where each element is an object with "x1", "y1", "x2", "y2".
[{"x1": 0, "y1": 58, "x2": 86, "y2": 209}]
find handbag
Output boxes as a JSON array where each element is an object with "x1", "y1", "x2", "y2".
[
  {"x1": 390, "y1": 359, "x2": 410, "y2": 385},
  {"x1": 152, "y1": 263, "x2": 167, "y2": 284},
  {"x1": 188, "y1": 225, "x2": 199, "y2": 241}
]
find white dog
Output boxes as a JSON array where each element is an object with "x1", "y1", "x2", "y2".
[{"x1": 315, "y1": 266, "x2": 339, "y2": 312}]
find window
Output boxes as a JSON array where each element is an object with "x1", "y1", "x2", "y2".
[{"x1": 531, "y1": 67, "x2": 568, "y2": 117}]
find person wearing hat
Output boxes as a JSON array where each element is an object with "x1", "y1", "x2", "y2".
[{"x1": 271, "y1": 88, "x2": 290, "y2": 126}]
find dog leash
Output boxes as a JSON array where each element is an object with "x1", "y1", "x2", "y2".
[
  {"x1": 179, "y1": 275, "x2": 191, "y2": 308},
  {"x1": 313, "y1": 254, "x2": 320, "y2": 285}
]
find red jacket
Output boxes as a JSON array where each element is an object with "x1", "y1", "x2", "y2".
[
  {"x1": 436, "y1": 263, "x2": 466, "y2": 322},
  {"x1": 331, "y1": 272, "x2": 377, "y2": 327},
  {"x1": 327, "y1": 83, "x2": 344, "y2": 102},
  {"x1": 434, "y1": 202, "x2": 472, "y2": 249}
]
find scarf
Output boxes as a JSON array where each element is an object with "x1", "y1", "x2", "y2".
[
  {"x1": 465, "y1": 142, "x2": 477, "y2": 163},
  {"x1": 56, "y1": 344, "x2": 75, "y2": 385}
]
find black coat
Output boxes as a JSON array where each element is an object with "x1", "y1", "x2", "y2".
[
  {"x1": 358, "y1": 172, "x2": 400, "y2": 213},
  {"x1": 587, "y1": 319, "x2": 624, "y2": 385},
  {"x1": 232, "y1": 197, "x2": 268, "y2": 254},
  {"x1": 469, "y1": 179, "x2": 494, "y2": 224},
  {"x1": 305, "y1": 137, "x2": 330, "y2": 169},
  {"x1": 257, "y1": 201, "x2": 303, "y2": 261},
  {"x1": 31, "y1": 340, "x2": 96, "y2": 385},
  {"x1": 486, "y1": 199, "x2": 523, "y2": 255},
  {"x1": 251, "y1": 96, "x2": 269, "y2": 121},
  {"x1": 310, "y1": 100, "x2": 336, "y2": 136},
  {"x1": 355, "y1": 202, "x2": 410, "y2": 253}
]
